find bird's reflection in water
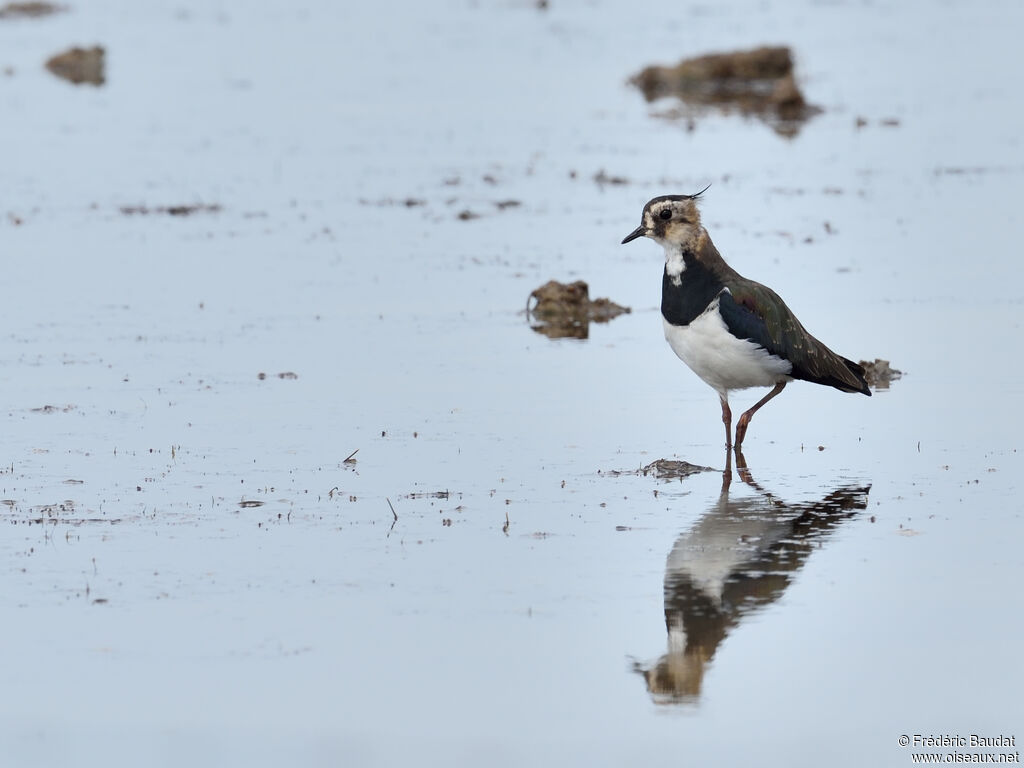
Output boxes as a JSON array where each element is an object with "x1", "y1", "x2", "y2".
[{"x1": 636, "y1": 448, "x2": 870, "y2": 704}]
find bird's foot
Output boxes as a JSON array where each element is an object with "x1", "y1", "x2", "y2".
[{"x1": 734, "y1": 415, "x2": 751, "y2": 449}]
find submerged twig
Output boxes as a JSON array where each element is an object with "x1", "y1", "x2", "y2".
[{"x1": 386, "y1": 497, "x2": 398, "y2": 538}]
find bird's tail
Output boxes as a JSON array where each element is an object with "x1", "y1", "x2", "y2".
[{"x1": 837, "y1": 357, "x2": 871, "y2": 396}]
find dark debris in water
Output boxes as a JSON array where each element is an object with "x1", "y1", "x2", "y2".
[
  {"x1": 257, "y1": 371, "x2": 299, "y2": 380},
  {"x1": 358, "y1": 197, "x2": 427, "y2": 208},
  {"x1": 603, "y1": 459, "x2": 715, "y2": 480},
  {"x1": 642, "y1": 459, "x2": 715, "y2": 479},
  {"x1": 856, "y1": 116, "x2": 901, "y2": 129},
  {"x1": 859, "y1": 358, "x2": 903, "y2": 389},
  {"x1": 120, "y1": 203, "x2": 222, "y2": 216},
  {"x1": 0, "y1": 1, "x2": 64, "y2": 18},
  {"x1": 403, "y1": 490, "x2": 454, "y2": 500},
  {"x1": 594, "y1": 169, "x2": 629, "y2": 186},
  {"x1": 457, "y1": 200, "x2": 523, "y2": 220},
  {"x1": 527, "y1": 280, "x2": 631, "y2": 340},
  {"x1": 628, "y1": 46, "x2": 820, "y2": 138},
  {"x1": 4, "y1": 498, "x2": 125, "y2": 525},
  {"x1": 45, "y1": 45, "x2": 105, "y2": 86},
  {"x1": 30, "y1": 404, "x2": 76, "y2": 414},
  {"x1": 360, "y1": 196, "x2": 522, "y2": 222}
]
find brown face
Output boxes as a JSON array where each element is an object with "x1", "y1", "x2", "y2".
[{"x1": 621, "y1": 196, "x2": 703, "y2": 247}]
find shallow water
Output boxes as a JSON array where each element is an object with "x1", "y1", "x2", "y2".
[{"x1": 3, "y1": 1, "x2": 1023, "y2": 766}]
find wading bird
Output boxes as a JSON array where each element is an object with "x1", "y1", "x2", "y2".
[{"x1": 621, "y1": 189, "x2": 870, "y2": 449}]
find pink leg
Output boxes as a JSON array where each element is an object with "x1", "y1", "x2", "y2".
[
  {"x1": 735, "y1": 382, "x2": 787, "y2": 449},
  {"x1": 719, "y1": 395, "x2": 732, "y2": 450}
]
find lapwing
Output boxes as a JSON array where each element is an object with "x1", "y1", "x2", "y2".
[{"x1": 621, "y1": 188, "x2": 870, "y2": 449}]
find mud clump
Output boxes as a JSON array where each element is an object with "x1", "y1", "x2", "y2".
[
  {"x1": 45, "y1": 45, "x2": 105, "y2": 86},
  {"x1": 858, "y1": 359, "x2": 903, "y2": 389},
  {"x1": 0, "y1": 2, "x2": 64, "y2": 18},
  {"x1": 629, "y1": 46, "x2": 820, "y2": 137},
  {"x1": 527, "y1": 280, "x2": 630, "y2": 340},
  {"x1": 640, "y1": 460, "x2": 714, "y2": 480},
  {"x1": 603, "y1": 460, "x2": 714, "y2": 480}
]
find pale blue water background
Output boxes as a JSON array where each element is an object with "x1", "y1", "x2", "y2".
[{"x1": 2, "y1": 1, "x2": 1022, "y2": 766}]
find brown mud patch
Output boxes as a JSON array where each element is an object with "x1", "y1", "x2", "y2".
[
  {"x1": 45, "y1": 45, "x2": 104, "y2": 86},
  {"x1": 0, "y1": 2, "x2": 64, "y2": 19},
  {"x1": 602, "y1": 460, "x2": 715, "y2": 480},
  {"x1": 858, "y1": 359, "x2": 903, "y2": 390},
  {"x1": 629, "y1": 46, "x2": 820, "y2": 137},
  {"x1": 527, "y1": 280, "x2": 630, "y2": 340}
]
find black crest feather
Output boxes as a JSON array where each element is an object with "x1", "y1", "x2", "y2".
[{"x1": 686, "y1": 183, "x2": 712, "y2": 200}]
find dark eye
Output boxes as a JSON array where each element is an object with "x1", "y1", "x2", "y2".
[{"x1": 659, "y1": 209, "x2": 672, "y2": 221}]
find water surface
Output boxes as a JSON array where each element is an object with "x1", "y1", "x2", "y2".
[{"x1": 2, "y1": 1, "x2": 1023, "y2": 766}]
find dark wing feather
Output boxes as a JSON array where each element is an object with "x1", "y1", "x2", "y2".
[{"x1": 718, "y1": 284, "x2": 871, "y2": 396}]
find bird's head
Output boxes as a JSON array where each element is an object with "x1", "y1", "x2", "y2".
[{"x1": 621, "y1": 185, "x2": 710, "y2": 250}]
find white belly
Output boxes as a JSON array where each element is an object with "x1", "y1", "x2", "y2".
[{"x1": 663, "y1": 300, "x2": 792, "y2": 396}]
